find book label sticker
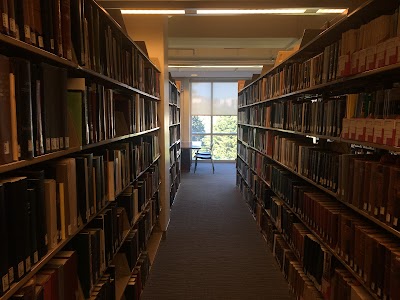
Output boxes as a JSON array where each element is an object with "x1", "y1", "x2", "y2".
[
  {"x1": 51, "y1": 138, "x2": 57, "y2": 151},
  {"x1": 51, "y1": 39, "x2": 55, "y2": 50},
  {"x1": 374, "y1": 208, "x2": 378, "y2": 216},
  {"x1": 86, "y1": 210, "x2": 90, "y2": 220},
  {"x1": 380, "y1": 207, "x2": 385, "y2": 215},
  {"x1": 18, "y1": 261, "x2": 24, "y2": 278},
  {"x1": 394, "y1": 217, "x2": 398, "y2": 226},
  {"x1": 28, "y1": 140, "x2": 33, "y2": 152},
  {"x1": 31, "y1": 32, "x2": 36, "y2": 45},
  {"x1": 386, "y1": 214, "x2": 391, "y2": 223},
  {"x1": 25, "y1": 257, "x2": 31, "y2": 272},
  {"x1": 363, "y1": 203, "x2": 367, "y2": 210},
  {"x1": 60, "y1": 138, "x2": 64, "y2": 149},
  {"x1": 46, "y1": 138, "x2": 51, "y2": 152},
  {"x1": 3, "y1": 142, "x2": 9, "y2": 155},
  {"x1": 8, "y1": 268, "x2": 13, "y2": 284},
  {"x1": 2, "y1": 274, "x2": 8, "y2": 292},
  {"x1": 65, "y1": 137, "x2": 69, "y2": 149},
  {"x1": 38, "y1": 36, "x2": 44, "y2": 48},
  {"x1": 24, "y1": 25, "x2": 30, "y2": 40},
  {"x1": 9, "y1": 19, "x2": 15, "y2": 34},
  {"x1": 2, "y1": 13, "x2": 8, "y2": 30},
  {"x1": 68, "y1": 224, "x2": 72, "y2": 236},
  {"x1": 34, "y1": 251, "x2": 38, "y2": 264}
]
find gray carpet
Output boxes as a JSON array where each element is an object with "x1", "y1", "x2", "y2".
[{"x1": 142, "y1": 162, "x2": 291, "y2": 300}]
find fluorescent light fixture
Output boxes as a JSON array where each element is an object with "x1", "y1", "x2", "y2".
[
  {"x1": 121, "y1": 9, "x2": 185, "y2": 14},
  {"x1": 196, "y1": 9, "x2": 307, "y2": 15},
  {"x1": 316, "y1": 8, "x2": 347, "y2": 14},
  {"x1": 169, "y1": 65, "x2": 263, "y2": 68}
]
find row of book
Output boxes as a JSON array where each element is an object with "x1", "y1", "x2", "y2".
[
  {"x1": 338, "y1": 11, "x2": 400, "y2": 77},
  {"x1": 169, "y1": 105, "x2": 180, "y2": 125},
  {"x1": 0, "y1": 57, "x2": 69, "y2": 165},
  {"x1": 237, "y1": 174, "x2": 374, "y2": 300},
  {"x1": 0, "y1": 140, "x2": 159, "y2": 295},
  {"x1": 238, "y1": 8, "x2": 400, "y2": 107},
  {"x1": 238, "y1": 96, "x2": 347, "y2": 138},
  {"x1": 123, "y1": 252, "x2": 152, "y2": 300},
  {"x1": 268, "y1": 165, "x2": 400, "y2": 300},
  {"x1": 169, "y1": 83, "x2": 180, "y2": 107},
  {"x1": 0, "y1": 0, "x2": 160, "y2": 96},
  {"x1": 237, "y1": 126, "x2": 274, "y2": 157}
]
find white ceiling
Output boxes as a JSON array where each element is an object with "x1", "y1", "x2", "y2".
[{"x1": 99, "y1": 0, "x2": 360, "y2": 78}]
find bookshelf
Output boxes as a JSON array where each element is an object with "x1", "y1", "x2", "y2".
[
  {"x1": 0, "y1": 0, "x2": 165, "y2": 299},
  {"x1": 169, "y1": 80, "x2": 182, "y2": 207},
  {"x1": 237, "y1": 1, "x2": 400, "y2": 300}
]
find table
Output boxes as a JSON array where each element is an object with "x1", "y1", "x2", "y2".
[{"x1": 181, "y1": 141, "x2": 201, "y2": 172}]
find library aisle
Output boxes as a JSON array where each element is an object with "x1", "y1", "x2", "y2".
[{"x1": 142, "y1": 163, "x2": 291, "y2": 300}]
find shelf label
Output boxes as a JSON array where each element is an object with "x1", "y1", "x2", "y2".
[
  {"x1": 24, "y1": 25, "x2": 30, "y2": 40},
  {"x1": 18, "y1": 261, "x2": 24, "y2": 278},
  {"x1": 38, "y1": 36, "x2": 44, "y2": 48},
  {"x1": 2, "y1": 13, "x2": 8, "y2": 30},
  {"x1": 25, "y1": 257, "x2": 31, "y2": 272},
  {"x1": 3, "y1": 142, "x2": 10, "y2": 155},
  {"x1": 2, "y1": 274, "x2": 8, "y2": 292},
  {"x1": 8, "y1": 268, "x2": 14, "y2": 284}
]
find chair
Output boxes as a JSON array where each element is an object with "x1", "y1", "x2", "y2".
[{"x1": 193, "y1": 143, "x2": 214, "y2": 173}]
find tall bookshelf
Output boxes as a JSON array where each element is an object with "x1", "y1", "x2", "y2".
[
  {"x1": 0, "y1": 0, "x2": 165, "y2": 299},
  {"x1": 169, "y1": 81, "x2": 181, "y2": 207},
  {"x1": 237, "y1": 1, "x2": 400, "y2": 300}
]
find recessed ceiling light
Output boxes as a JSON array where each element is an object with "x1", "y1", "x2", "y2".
[
  {"x1": 121, "y1": 9, "x2": 186, "y2": 14},
  {"x1": 316, "y1": 9, "x2": 347, "y2": 14},
  {"x1": 196, "y1": 9, "x2": 307, "y2": 15},
  {"x1": 190, "y1": 74, "x2": 198, "y2": 77},
  {"x1": 169, "y1": 65, "x2": 263, "y2": 68}
]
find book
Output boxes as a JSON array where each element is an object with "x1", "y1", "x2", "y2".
[{"x1": 0, "y1": 55, "x2": 12, "y2": 165}]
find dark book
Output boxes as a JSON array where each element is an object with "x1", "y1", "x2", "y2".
[
  {"x1": 40, "y1": 63, "x2": 58, "y2": 153},
  {"x1": 53, "y1": 0, "x2": 62, "y2": 57},
  {"x1": 0, "y1": 177, "x2": 29, "y2": 283},
  {"x1": 70, "y1": 0, "x2": 85, "y2": 65},
  {"x1": 11, "y1": 58, "x2": 34, "y2": 160},
  {"x1": 31, "y1": 64, "x2": 44, "y2": 156},
  {"x1": 61, "y1": 0, "x2": 72, "y2": 60},
  {"x1": 0, "y1": 0, "x2": 9, "y2": 35},
  {"x1": 40, "y1": 0, "x2": 54, "y2": 52},
  {"x1": 0, "y1": 184, "x2": 9, "y2": 295},
  {"x1": 67, "y1": 78, "x2": 89, "y2": 146},
  {"x1": 33, "y1": 0, "x2": 43, "y2": 48},
  {"x1": 93, "y1": 155, "x2": 102, "y2": 211},
  {"x1": 26, "y1": 188, "x2": 38, "y2": 268},
  {"x1": 49, "y1": 252, "x2": 78, "y2": 300},
  {"x1": 0, "y1": 55, "x2": 12, "y2": 165},
  {"x1": 75, "y1": 156, "x2": 90, "y2": 225},
  {"x1": 70, "y1": 231, "x2": 92, "y2": 298},
  {"x1": 58, "y1": 68, "x2": 68, "y2": 150},
  {"x1": 14, "y1": 0, "x2": 31, "y2": 43},
  {"x1": 7, "y1": 0, "x2": 15, "y2": 37}
]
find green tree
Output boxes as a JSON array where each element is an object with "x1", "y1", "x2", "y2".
[
  {"x1": 191, "y1": 116, "x2": 205, "y2": 134},
  {"x1": 212, "y1": 116, "x2": 237, "y2": 160}
]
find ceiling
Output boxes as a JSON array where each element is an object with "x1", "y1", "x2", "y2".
[{"x1": 99, "y1": 0, "x2": 363, "y2": 79}]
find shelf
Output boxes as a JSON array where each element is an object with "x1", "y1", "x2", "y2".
[
  {"x1": 238, "y1": 169, "x2": 380, "y2": 300},
  {"x1": 0, "y1": 200, "x2": 113, "y2": 300},
  {"x1": 169, "y1": 139, "x2": 181, "y2": 149},
  {"x1": 239, "y1": 0, "x2": 400, "y2": 94},
  {"x1": 238, "y1": 123, "x2": 400, "y2": 153},
  {"x1": 147, "y1": 230, "x2": 163, "y2": 265},
  {"x1": 238, "y1": 139, "x2": 400, "y2": 239},
  {"x1": 0, "y1": 33, "x2": 78, "y2": 69},
  {"x1": 0, "y1": 147, "x2": 82, "y2": 174},
  {"x1": 81, "y1": 127, "x2": 160, "y2": 151},
  {"x1": 169, "y1": 123, "x2": 181, "y2": 127},
  {"x1": 77, "y1": 67, "x2": 160, "y2": 100}
]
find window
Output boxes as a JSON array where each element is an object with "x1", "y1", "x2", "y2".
[{"x1": 191, "y1": 82, "x2": 238, "y2": 160}]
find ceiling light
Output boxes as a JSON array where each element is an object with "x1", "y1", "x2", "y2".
[
  {"x1": 169, "y1": 65, "x2": 263, "y2": 68},
  {"x1": 121, "y1": 9, "x2": 185, "y2": 15},
  {"x1": 316, "y1": 9, "x2": 347, "y2": 14},
  {"x1": 196, "y1": 9, "x2": 307, "y2": 15}
]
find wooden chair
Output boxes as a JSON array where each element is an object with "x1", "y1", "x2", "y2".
[{"x1": 193, "y1": 143, "x2": 214, "y2": 173}]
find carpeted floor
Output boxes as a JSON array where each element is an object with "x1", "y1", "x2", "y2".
[{"x1": 141, "y1": 162, "x2": 292, "y2": 300}]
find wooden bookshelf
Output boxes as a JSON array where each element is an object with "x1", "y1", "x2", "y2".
[
  {"x1": 169, "y1": 80, "x2": 181, "y2": 207},
  {"x1": 236, "y1": 2, "x2": 400, "y2": 299},
  {"x1": 0, "y1": 0, "x2": 165, "y2": 298}
]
